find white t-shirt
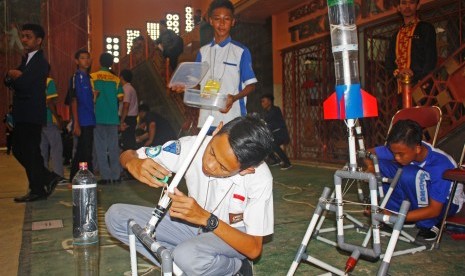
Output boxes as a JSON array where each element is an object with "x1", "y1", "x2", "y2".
[
  {"x1": 122, "y1": 83, "x2": 139, "y2": 116},
  {"x1": 136, "y1": 135, "x2": 274, "y2": 236}
]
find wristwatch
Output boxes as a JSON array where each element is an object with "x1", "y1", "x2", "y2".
[{"x1": 202, "y1": 213, "x2": 219, "y2": 232}]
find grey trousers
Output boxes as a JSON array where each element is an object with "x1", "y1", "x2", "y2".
[
  {"x1": 105, "y1": 203, "x2": 244, "y2": 275},
  {"x1": 94, "y1": 124, "x2": 121, "y2": 180},
  {"x1": 40, "y1": 123, "x2": 64, "y2": 177}
]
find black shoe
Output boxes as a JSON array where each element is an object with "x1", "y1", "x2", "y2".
[
  {"x1": 14, "y1": 193, "x2": 47, "y2": 203},
  {"x1": 265, "y1": 155, "x2": 281, "y2": 167},
  {"x1": 45, "y1": 174, "x2": 61, "y2": 197},
  {"x1": 280, "y1": 163, "x2": 293, "y2": 170},
  {"x1": 112, "y1": 178, "x2": 121, "y2": 184},
  {"x1": 416, "y1": 226, "x2": 439, "y2": 243},
  {"x1": 267, "y1": 160, "x2": 281, "y2": 167},
  {"x1": 97, "y1": 179, "x2": 111, "y2": 185},
  {"x1": 234, "y1": 258, "x2": 253, "y2": 276},
  {"x1": 57, "y1": 177, "x2": 70, "y2": 186}
]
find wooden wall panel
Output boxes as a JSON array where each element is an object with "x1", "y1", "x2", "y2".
[
  {"x1": 0, "y1": 0, "x2": 42, "y2": 147},
  {"x1": 46, "y1": 0, "x2": 88, "y2": 120}
]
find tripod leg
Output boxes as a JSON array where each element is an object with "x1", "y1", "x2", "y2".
[
  {"x1": 287, "y1": 187, "x2": 332, "y2": 276},
  {"x1": 128, "y1": 220, "x2": 138, "y2": 276},
  {"x1": 377, "y1": 200, "x2": 410, "y2": 276}
]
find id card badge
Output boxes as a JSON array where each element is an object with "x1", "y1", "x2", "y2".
[{"x1": 202, "y1": 78, "x2": 222, "y2": 97}]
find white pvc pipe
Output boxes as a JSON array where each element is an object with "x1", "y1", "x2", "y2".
[
  {"x1": 306, "y1": 255, "x2": 346, "y2": 276},
  {"x1": 146, "y1": 115, "x2": 214, "y2": 228},
  {"x1": 347, "y1": 119, "x2": 357, "y2": 169},
  {"x1": 129, "y1": 233, "x2": 137, "y2": 276},
  {"x1": 362, "y1": 227, "x2": 372, "y2": 247},
  {"x1": 379, "y1": 229, "x2": 416, "y2": 243},
  {"x1": 316, "y1": 236, "x2": 338, "y2": 247},
  {"x1": 287, "y1": 214, "x2": 323, "y2": 275},
  {"x1": 287, "y1": 262, "x2": 299, "y2": 276},
  {"x1": 165, "y1": 115, "x2": 214, "y2": 197},
  {"x1": 355, "y1": 125, "x2": 365, "y2": 150},
  {"x1": 172, "y1": 262, "x2": 183, "y2": 276},
  {"x1": 335, "y1": 184, "x2": 344, "y2": 235},
  {"x1": 301, "y1": 214, "x2": 321, "y2": 245},
  {"x1": 383, "y1": 229, "x2": 401, "y2": 264},
  {"x1": 344, "y1": 213, "x2": 365, "y2": 227},
  {"x1": 318, "y1": 224, "x2": 355, "y2": 234},
  {"x1": 379, "y1": 245, "x2": 427, "y2": 258}
]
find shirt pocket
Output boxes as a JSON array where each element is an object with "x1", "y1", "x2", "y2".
[{"x1": 229, "y1": 185, "x2": 247, "y2": 213}]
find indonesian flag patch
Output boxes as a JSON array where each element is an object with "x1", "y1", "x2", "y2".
[{"x1": 233, "y1": 194, "x2": 245, "y2": 201}]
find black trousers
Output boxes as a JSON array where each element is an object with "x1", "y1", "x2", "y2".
[
  {"x1": 13, "y1": 123, "x2": 55, "y2": 196},
  {"x1": 272, "y1": 143, "x2": 291, "y2": 165},
  {"x1": 164, "y1": 51, "x2": 179, "y2": 71},
  {"x1": 121, "y1": 116, "x2": 137, "y2": 151},
  {"x1": 272, "y1": 129, "x2": 291, "y2": 165},
  {"x1": 70, "y1": 126, "x2": 94, "y2": 181}
]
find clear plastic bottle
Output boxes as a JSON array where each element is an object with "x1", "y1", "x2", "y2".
[
  {"x1": 72, "y1": 162, "x2": 99, "y2": 276},
  {"x1": 328, "y1": 0, "x2": 360, "y2": 85}
]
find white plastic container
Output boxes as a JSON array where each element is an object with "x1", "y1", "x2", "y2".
[
  {"x1": 183, "y1": 89, "x2": 227, "y2": 110},
  {"x1": 169, "y1": 62, "x2": 227, "y2": 110}
]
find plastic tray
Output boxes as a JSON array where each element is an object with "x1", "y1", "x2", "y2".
[{"x1": 183, "y1": 89, "x2": 227, "y2": 110}]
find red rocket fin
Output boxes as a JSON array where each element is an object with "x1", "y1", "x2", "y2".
[
  {"x1": 323, "y1": 92, "x2": 339, "y2": 119},
  {"x1": 361, "y1": 89, "x2": 378, "y2": 117}
]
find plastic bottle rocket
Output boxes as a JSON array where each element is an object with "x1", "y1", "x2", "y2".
[
  {"x1": 323, "y1": 0, "x2": 378, "y2": 120},
  {"x1": 72, "y1": 162, "x2": 99, "y2": 276}
]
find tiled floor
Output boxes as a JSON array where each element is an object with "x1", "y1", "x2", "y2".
[{"x1": 2, "y1": 152, "x2": 465, "y2": 275}]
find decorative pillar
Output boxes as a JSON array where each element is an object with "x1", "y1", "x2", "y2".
[
  {"x1": 88, "y1": 0, "x2": 103, "y2": 62},
  {"x1": 398, "y1": 74, "x2": 412, "y2": 109}
]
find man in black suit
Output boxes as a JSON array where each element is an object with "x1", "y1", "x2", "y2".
[{"x1": 5, "y1": 23, "x2": 60, "y2": 202}]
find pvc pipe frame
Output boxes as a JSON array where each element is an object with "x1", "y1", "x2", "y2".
[
  {"x1": 129, "y1": 220, "x2": 183, "y2": 276},
  {"x1": 288, "y1": 169, "x2": 412, "y2": 276},
  {"x1": 334, "y1": 170, "x2": 382, "y2": 259}
]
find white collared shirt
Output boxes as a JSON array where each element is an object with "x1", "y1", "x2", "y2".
[
  {"x1": 196, "y1": 37, "x2": 258, "y2": 127},
  {"x1": 26, "y1": 50, "x2": 38, "y2": 65},
  {"x1": 136, "y1": 136, "x2": 274, "y2": 236}
]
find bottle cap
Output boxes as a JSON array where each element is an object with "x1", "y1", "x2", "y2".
[{"x1": 79, "y1": 162, "x2": 88, "y2": 170}]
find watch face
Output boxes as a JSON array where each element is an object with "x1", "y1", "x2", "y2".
[{"x1": 206, "y1": 214, "x2": 219, "y2": 231}]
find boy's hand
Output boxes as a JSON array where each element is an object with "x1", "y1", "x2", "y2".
[
  {"x1": 119, "y1": 122, "x2": 128, "y2": 132},
  {"x1": 7, "y1": 69, "x2": 22, "y2": 80},
  {"x1": 93, "y1": 90, "x2": 100, "y2": 100},
  {"x1": 168, "y1": 188, "x2": 210, "y2": 226},
  {"x1": 126, "y1": 158, "x2": 171, "y2": 188},
  {"x1": 169, "y1": 84, "x2": 186, "y2": 93},
  {"x1": 73, "y1": 124, "x2": 81, "y2": 137},
  {"x1": 220, "y1": 94, "x2": 235, "y2": 113},
  {"x1": 55, "y1": 115, "x2": 63, "y2": 130}
]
